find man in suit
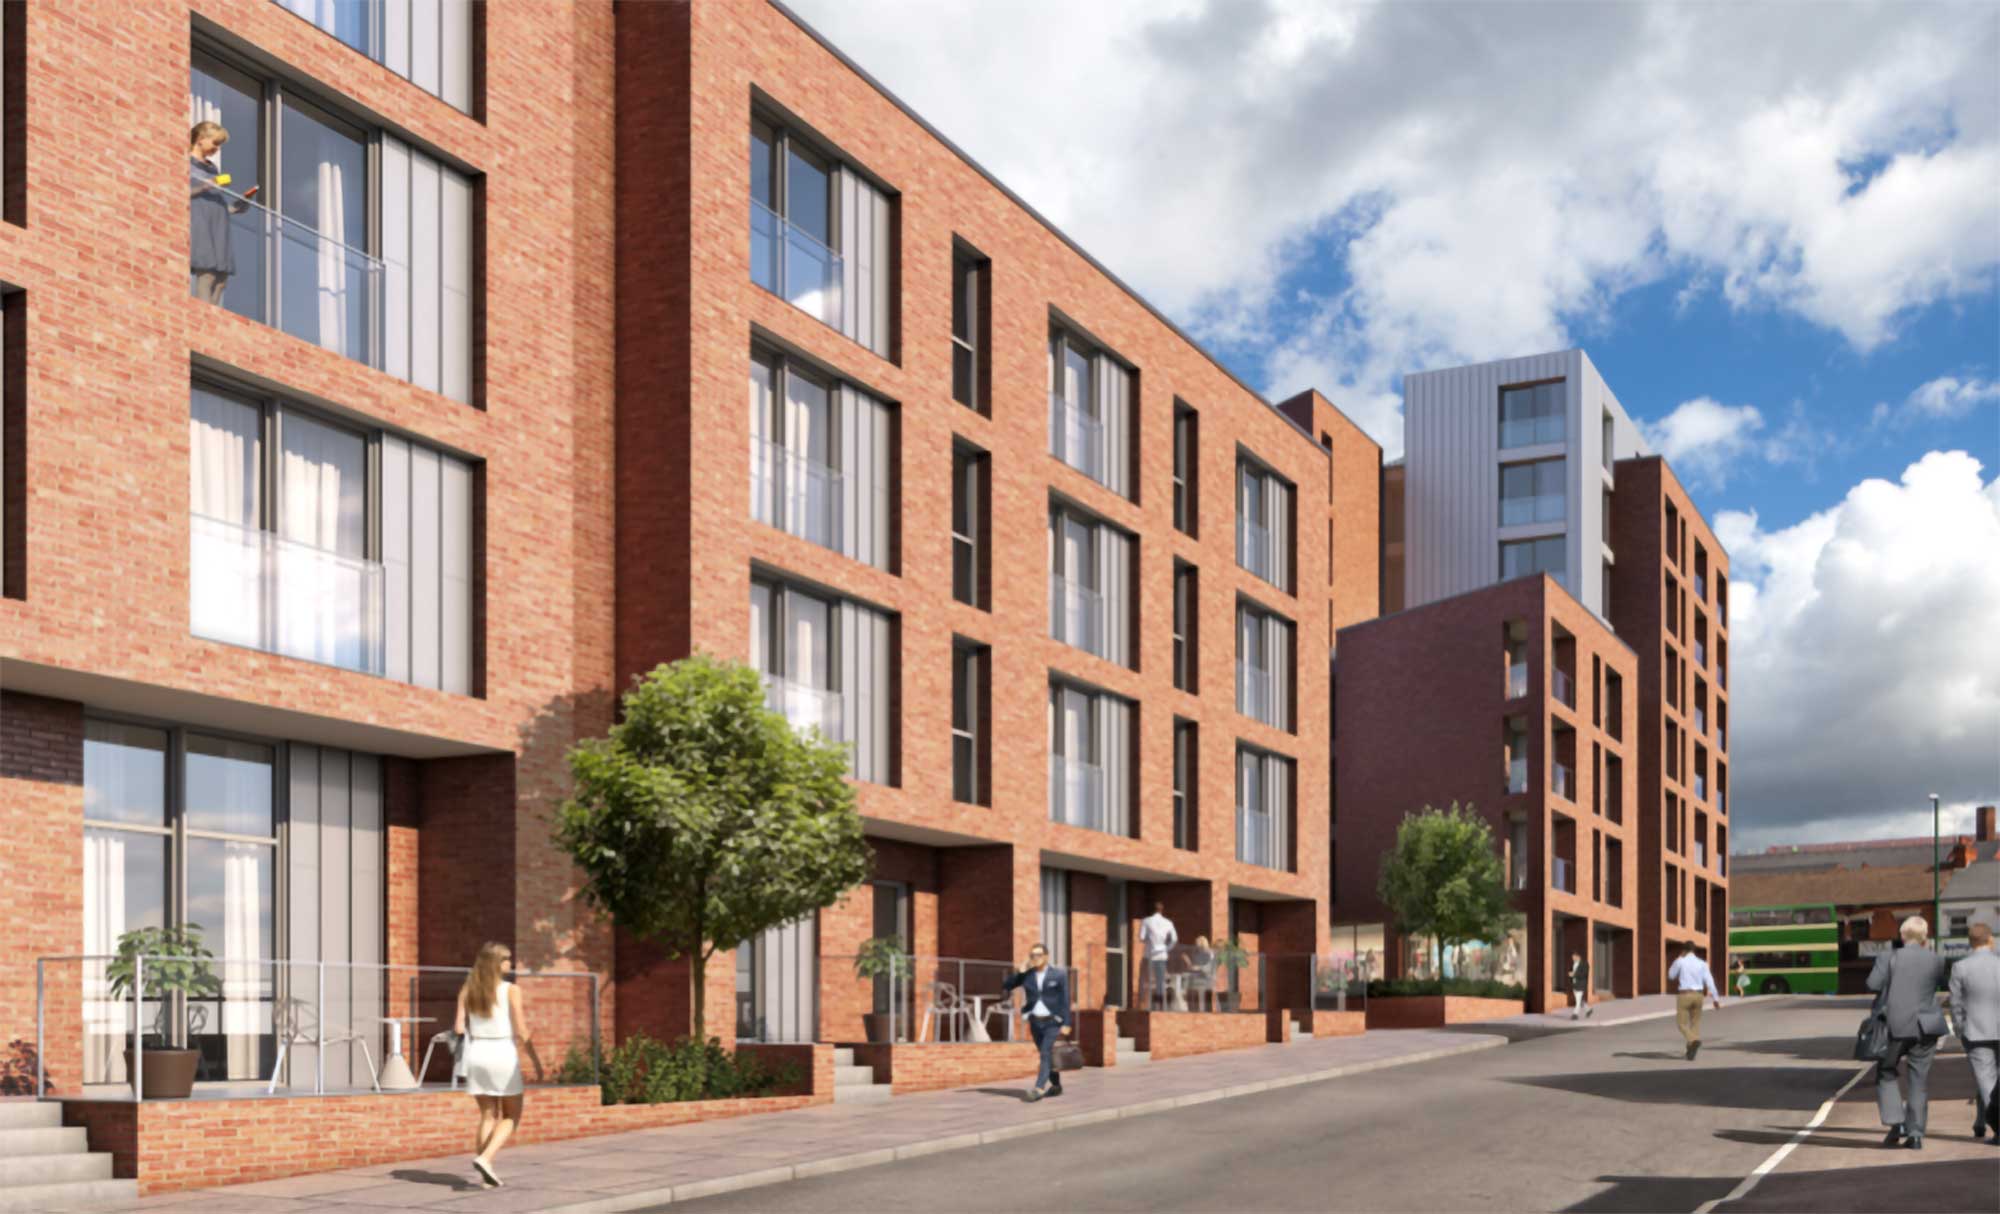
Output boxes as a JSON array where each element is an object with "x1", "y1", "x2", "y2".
[
  {"x1": 1567, "y1": 952, "x2": 1593, "y2": 1020},
  {"x1": 1002, "y1": 944, "x2": 1072, "y2": 1102},
  {"x1": 1948, "y1": 921, "x2": 2000, "y2": 1144},
  {"x1": 1869, "y1": 915, "x2": 1948, "y2": 1150}
]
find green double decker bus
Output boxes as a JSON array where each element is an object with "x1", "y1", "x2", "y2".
[{"x1": 1727, "y1": 903, "x2": 1840, "y2": 995}]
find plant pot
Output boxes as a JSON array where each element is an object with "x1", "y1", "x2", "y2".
[
  {"x1": 861, "y1": 1013, "x2": 896, "y2": 1045},
  {"x1": 122, "y1": 1048, "x2": 200, "y2": 1099}
]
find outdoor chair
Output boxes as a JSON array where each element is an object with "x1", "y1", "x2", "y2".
[
  {"x1": 417, "y1": 1027, "x2": 464, "y2": 1089},
  {"x1": 266, "y1": 996, "x2": 381, "y2": 1094},
  {"x1": 917, "y1": 981, "x2": 976, "y2": 1043}
]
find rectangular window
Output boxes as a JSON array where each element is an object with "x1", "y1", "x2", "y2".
[
  {"x1": 752, "y1": 577, "x2": 896, "y2": 785},
  {"x1": 271, "y1": 0, "x2": 477, "y2": 113},
  {"x1": 952, "y1": 444, "x2": 987, "y2": 607},
  {"x1": 1173, "y1": 403, "x2": 1198, "y2": 536},
  {"x1": 1499, "y1": 458, "x2": 1565, "y2": 526},
  {"x1": 1499, "y1": 380, "x2": 1565, "y2": 448},
  {"x1": 1236, "y1": 458, "x2": 1294, "y2": 591},
  {"x1": 1172, "y1": 719, "x2": 1197, "y2": 851},
  {"x1": 749, "y1": 114, "x2": 894, "y2": 355},
  {"x1": 1499, "y1": 536, "x2": 1566, "y2": 587},
  {"x1": 1602, "y1": 410, "x2": 1614, "y2": 468},
  {"x1": 1172, "y1": 562, "x2": 1197, "y2": 692},
  {"x1": 951, "y1": 246, "x2": 988, "y2": 411},
  {"x1": 748, "y1": 345, "x2": 895, "y2": 570},
  {"x1": 1040, "y1": 868, "x2": 1070, "y2": 968},
  {"x1": 1047, "y1": 325, "x2": 1134, "y2": 497},
  {"x1": 190, "y1": 49, "x2": 475, "y2": 401},
  {"x1": 951, "y1": 642, "x2": 988, "y2": 805},
  {"x1": 1048, "y1": 681, "x2": 1133, "y2": 837},
  {"x1": 1235, "y1": 746, "x2": 1293, "y2": 871},
  {"x1": 189, "y1": 382, "x2": 476, "y2": 691},
  {"x1": 2, "y1": 288, "x2": 22, "y2": 600},
  {"x1": 1235, "y1": 601, "x2": 1294, "y2": 731},
  {"x1": 1505, "y1": 719, "x2": 1528, "y2": 794},
  {"x1": 1510, "y1": 820, "x2": 1530, "y2": 890},
  {"x1": 1048, "y1": 502, "x2": 1133, "y2": 666}
]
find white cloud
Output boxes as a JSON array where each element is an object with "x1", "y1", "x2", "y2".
[
  {"x1": 1643, "y1": 398, "x2": 1767, "y2": 488},
  {"x1": 782, "y1": 1, "x2": 2000, "y2": 454},
  {"x1": 1718, "y1": 451, "x2": 2000, "y2": 849},
  {"x1": 1873, "y1": 375, "x2": 2000, "y2": 427}
]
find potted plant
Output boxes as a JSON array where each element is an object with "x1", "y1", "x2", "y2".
[
  {"x1": 105, "y1": 924, "x2": 220, "y2": 1099},
  {"x1": 852, "y1": 937, "x2": 912, "y2": 1044},
  {"x1": 1214, "y1": 938, "x2": 1252, "y2": 1012}
]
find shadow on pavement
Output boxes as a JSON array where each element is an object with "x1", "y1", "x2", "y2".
[
  {"x1": 1714, "y1": 1036, "x2": 1859, "y2": 1062},
  {"x1": 1611, "y1": 1050, "x2": 1686, "y2": 1061},
  {"x1": 387, "y1": 1169, "x2": 481, "y2": 1192},
  {"x1": 971, "y1": 1087, "x2": 1034, "y2": 1101},
  {"x1": 1710, "y1": 1156, "x2": 2000, "y2": 1213},
  {"x1": 1508, "y1": 1066, "x2": 1848, "y2": 1110},
  {"x1": 1434, "y1": 1022, "x2": 1578, "y2": 1044},
  {"x1": 1561, "y1": 1174, "x2": 1736, "y2": 1213}
]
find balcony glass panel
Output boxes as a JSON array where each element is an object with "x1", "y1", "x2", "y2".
[
  {"x1": 1695, "y1": 774, "x2": 1708, "y2": 801},
  {"x1": 1553, "y1": 668, "x2": 1574, "y2": 708},
  {"x1": 1237, "y1": 517, "x2": 1272, "y2": 581},
  {"x1": 1048, "y1": 755, "x2": 1108, "y2": 833},
  {"x1": 1237, "y1": 661, "x2": 1274, "y2": 725},
  {"x1": 1553, "y1": 761, "x2": 1575, "y2": 801},
  {"x1": 764, "y1": 675, "x2": 844, "y2": 742},
  {"x1": 192, "y1": 183, "x2": 386, "y2": 369},
  {"x1": 1507, "y1": 662, "x2": 1528, "y2": 699},
  {"x1": 1508, "y1": 754, "x2": 1528, "y2": 795},
  {"x1": 749, "y1": 197, "x2": 843, "y2": 329},
  {"x1": 1049, "y1": 393, "x2": 1104, "y2": 482},
  {"x1": 750, "y1": 438, "x2": 844, "y2": 552},
  {"x1": 1553, "y1": 857, "x2": 1575, "y2": 893},
  {"x1": 1237, "y1": 806, "x2": 1279, "y2": 870},
  {"x1": 1049, "y1": 574, "x2": 1103, "y2": 657},
  {"x1": 191, "y1": 514, "x2": 384, "y2": 675}
]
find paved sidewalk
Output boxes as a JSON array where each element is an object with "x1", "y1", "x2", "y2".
[
  {"x1": 95, "y1": 1029, "x2": 1502, "y2": 1214},
  {"x1": 1507, "y1": 992, "x2": 1780, "y2": 1031}
]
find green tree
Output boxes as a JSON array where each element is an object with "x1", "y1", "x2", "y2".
[
  {"x1": 557, "y1": 655, "x2": 870, "y2": 1044},
  {"x1": 1377, "y1": 803, "x2": 1523, "y2": 976}
]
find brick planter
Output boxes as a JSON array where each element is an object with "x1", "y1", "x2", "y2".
[
  {"x1": 1072, "y1": 1010, "x2": 1120, "y2": 1066},
  {"x1": 1115, "y1": 1010, "x2": 1268, "y2": 1061},
  {"x1": 62, "y1": 1083, "x2": 826, "y2": 1195},
  {"x1": 1364, "y1": 996, "x2": 1526, "y2": 1029},
  {"x1": 846, "y1": 1041, "x2": 1040, "y2": 1094}
]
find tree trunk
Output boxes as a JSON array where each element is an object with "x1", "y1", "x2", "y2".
[{"x1": 690, "y1": 950, "x2": 707, "y2": 1045}]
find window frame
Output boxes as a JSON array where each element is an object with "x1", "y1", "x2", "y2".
[
  {"x1": 1172, "y1": 561, "x2": 1197, "y2": 693},
  {"x1": 1172, "y1": 718, "x2": 1197, "y2": 851},
  {"x1": 950, "y1": 245, "x2": 989, "y2": 412},
  {"x1": 951, "y1": 443, "x2": 987, "y2": 609},
  {"x1": 951, "y1": 640, "x2": 988, "y2": 806},
  {"x1": 1172, "y1": 402, "x2": 1198, "y2": 536},
  {"x1": 750, "y1": 576, "x2": 841, "y2": 695},
  {"x1": 1498, "y1": 378, "x2": 1566, "y2": 449}
]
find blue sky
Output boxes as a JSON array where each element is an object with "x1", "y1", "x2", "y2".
[{"x1": 785, "y1": 0, "x2": 2000, "y2": 848}]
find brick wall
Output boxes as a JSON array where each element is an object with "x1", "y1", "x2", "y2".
[
  {"x1": 848, "y1": 1042, "x2": 1040, "y2": 1095},
  {"x1": 1364, "y1": 996, "x2": 1525, "y2": 1030},
  {"x1": 1114, "y1": 1010, "x2": 1268, "y2": 1061},
  {"x1": 0, "y1": 692, "x2": 83, "y2": 1095}
]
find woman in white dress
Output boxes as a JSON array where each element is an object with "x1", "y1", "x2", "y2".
[{"x1": 456, "y1": 942, "x2": 529, "y2": 1188}]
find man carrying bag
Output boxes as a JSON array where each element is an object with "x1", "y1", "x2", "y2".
[{"x1": 1867, "y1": 916, "x2": 1947, "y2": 1150}]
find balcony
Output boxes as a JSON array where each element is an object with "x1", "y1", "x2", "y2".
[
  {"x1": 1500, "y1": 492, "x2": 1564, "y2": 527},
  {"x1": 750, "y1": 439, "x2": 843, "y2": 552},
  {"x1": 192, "y1": 183, "x2": 387, "y2": 369},
  {"x1": 1695, "y1": 774, "x2": 1708, "y2": 801},
  {"x1": 191, "y1": 514, "x2": 384, "y2": 675},
  {"x1": 1049, "y1": 574, "x2": 1104, "y2": 657},
  {"x1": 1695, "y1": 574, "x2": 1707, "y2": 602},
  {"x1": 1553, "y1": 668, "x2": 1575, "y2": 708},
  {"x1": 1695, "y1": 641, "x2": 1707, "y2": 669},
  {"x1": 1500, "y1": 415, "x2": 1564, "y2": 449},
  {"x1": 1048, "y1": 394, "x2": 1104, "y2": 482},
  {"x1": 1553, "y1": 857, "x2": 1575, "y2": 894},
  {"x1": 1237, "y1": 517, "x2": 1273, "y2": 582},
  {"x1": 1507, "y1": 662, "x2": 1528, "y2": 700},
  {"x1": 1048, "y1": 755, "x2": 1109, "y2": 833},
  {"x1": 764, "y1": 675, "x2": 844, "y2": 742},
  {"x1": 750, "y1": 197, "x2": 844, "y2": 330},
  {"x1": 1694, "y1": 706, "x2": 1707, "y2": 736},
  {"x1": 1507, "y1": 755, "x2": 1528, "y2": 795},
  {"x1": 1237, "y1": 661, "x2": 1275, "y2": 725},
  {"x1": 1696, "y1": 840, "x2": 1708, "y2": 868},
  {"x1": 1552, "y1": 761, "x2": 1574, "y2": 801},
  {"x1": 1236, "y1": 806, "x2": 1282, "y2": 870}
]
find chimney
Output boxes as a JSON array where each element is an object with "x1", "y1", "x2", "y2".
[{"x1": 1978, "y1": 805, "x2": 1996, "y2": 843}]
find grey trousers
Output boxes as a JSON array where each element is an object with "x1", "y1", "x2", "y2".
[
  {"x1": 1967, "y1": 1041, "x2": 1998, "y2": 1131},
  {"x1": 1875, "y1": 1036, "x2": 1936, "y2": 1134}
]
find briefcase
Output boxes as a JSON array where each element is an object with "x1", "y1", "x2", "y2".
[
  {"x1": 1052, "y1": 1041, "x2": 1086, "y2": 1072},
  {"x1": 1852, "y1": 990, "x2": 1891, "y2": 1062}
]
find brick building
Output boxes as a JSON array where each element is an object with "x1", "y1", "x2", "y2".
[{"x1": 0, "y1": 0, "x2": 1384, "y2": 1127}]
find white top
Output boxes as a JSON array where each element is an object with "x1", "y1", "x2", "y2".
[
  {"x1": 1028, "y1": 967, "x2": 1053, "y2": 1018},
  {"x1": 1139, "y1": 913, "x2": 1178, "y2": 960},
  {"x1": 1668, "y1": 955, "x2": 1719, "y2": 997},
  {"x1": 467, "y1": 980, "x2": 514, "y2": 1039}
]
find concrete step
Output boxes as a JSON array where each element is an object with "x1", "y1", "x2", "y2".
[
  {"x1": 0, "y1": 1104, "x2": 61, "y2": 1131},
  {"x1": 832, "y1": 1083, "x2": 894, "y2": 1104},
  {"x1": 1114, "y1": 1036, "x2": 1136, "y2": 1051},
  {"x1": 0, "y1": 1151, "x2": 113, "y2": 1186},
  {"x1": 1114, "y1": 1050, "x2": 1150, "y2": 1066},
  {"x1": 0, "y1": 1178, "x2": 139, "y2": 1212},
  {"x1": 832, "y1": 1047, "x2": 855, "y2": 1066},
  {"x1": 0, "y1": 1125, "x2": 89, "y2": 1157},
  {"x1": 832, "y1": 1064, "x2": 878, "y2": 1087}
]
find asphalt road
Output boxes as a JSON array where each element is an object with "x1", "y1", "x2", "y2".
[{"x1": 663, "y1": 997, "x2": 1994, "y2": 1214}]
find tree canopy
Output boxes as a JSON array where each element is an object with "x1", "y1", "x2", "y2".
[
  {"x1": 557, "y1": 655, "x2": 870, "y2": 1043},
  {"x1": 1377, "y1": 803, "x2": 1523, "y2": 965}
]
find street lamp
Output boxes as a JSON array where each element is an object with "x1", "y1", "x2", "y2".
[{"x1": 1931, "y1": 793, "x2": 1942, "y2": 938}]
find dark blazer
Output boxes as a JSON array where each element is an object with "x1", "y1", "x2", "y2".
[
  {"x1": 1002, "y1": 966, "x2": 1072, "y2": 1027},
  {"x1": 1868, "y1": 944, "x2": 1945, "y2": 1039},
  {"x1": 1567, "y1": 960, "x2": 1589, "y2": 993}
]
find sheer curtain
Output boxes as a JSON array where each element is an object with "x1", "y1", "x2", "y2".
[
  {"x1": 190, "y1": 391, "x2": 262, "y2": 649},
  {"x1": 315, "y1": 158, "x2": 351, "y2": 354},
  {"x1": 221, "y1": 843, "x2": 263, "y2": 1077},
  {"x1": 278, "y1": 412, "x2": 366, "y2": 667},
  {"x1": 82, "y1": 831, "x2": 126, "y2": 1084}
]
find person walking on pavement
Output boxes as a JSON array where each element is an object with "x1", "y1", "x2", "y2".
[
  {"x1": 1567, "y1": 952, "x2": 1594, "y2": 1020},
  {"x1": 1667, "y1": 942, "x2": 1722, "y2": 1059},
  {"x1": 1946, "y1": 921, "x2": 2000, "y2": 1145},
  {"x1": 456, "y1": 942, "x2": 529, "y2": 1188},
  {"x1": 1138, "y1": 903, "x2": 1178, "y2": 1012},
  {"x1": 1871, "y1": 915, "x2": 1947, "y2": 1150},
  {"x1": 1731, "y1": 956, "x2": 1750, "y2": 999},
  {"x1": 1002, "y1": 944, "x2": 1072, "y2": 1101}
]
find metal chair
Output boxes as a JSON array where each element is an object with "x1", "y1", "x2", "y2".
[
  {"x1": 417, "y1": 1028, "x2": 464, "y2": 1089},
  {"x1": 266, "y1": 997, "x2": 381, "y2": 1094},
  {"x1": 917, "y1": 981, "x2": 976, "y2": 1043}
]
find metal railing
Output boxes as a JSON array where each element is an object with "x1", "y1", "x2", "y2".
[
  {"x1": 823, "y1": 956, "x2": 1082, "y2": 1045},
  {"x1": 1237, "y1": 517, "x2": 1273, "y2": 581},
  {"x1": 750, "y1": 197, "x2": 843, "y2": 329},
  {"x1": 191, "y1": 514, "x2": 385, "y2": 676},
  {"x1": 1048, "y1": 754, "x2": 1110, "y2": 833},
  {"x1": 750, "y1": 438, "x2": 844, "y2": 552},
  {"x1": 1553, "y1": 761, "x2": 1575, "y2": 801},
  {"x1": 1237, "y1": 660, "x2": 1276, "y2": 725},
  {"x1": 35, "y1": 955, "x2": 598, "y2": 1102},
  {"x1": 191, "y1": 182, "x2": 387, "y2": 369},
  {"x1": 1048, "y1": 394, "x2": 1104, "y2": 482},
  {"x1": 1236, "y1": 804, "x2": 1284, "y2": 871},
  {"x1": 1126, "y1": 944, "x2": 1270, "y2": 1013},
  {"x1": 764, "y1": 675, "x2": 844, "y2": 742},
  {"x1": 1507, "y1": 662, "x2": 1529, "y2": 699},
  {"x1": 1049, "y1": 573, "x2": 1104, "y2": 656},
  {"x1": 1553, "y1": 857, "x2": 1575, "y2": 894},
  {"x1": 1508, "y1": 755, "x2": 1529, "y2": 795}
]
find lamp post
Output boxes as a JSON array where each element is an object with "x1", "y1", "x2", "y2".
[{"x1": 1931, "y1": 793, "x2": 1942, "y2": 939}]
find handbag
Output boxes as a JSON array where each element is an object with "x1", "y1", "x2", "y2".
[
  {"x1": 1852, "y1": 987, "x2": 1891, "y2": 1062},
  {"x1": 1051, "y1": 1040, "x2": 1086, "y2": 1072}
]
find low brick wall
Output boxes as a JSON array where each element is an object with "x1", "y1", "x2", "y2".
[
  {"x1": 847, "y1": 1041, "x2": 1040, "y2": 1094},
  {"x1": 1364, "y1": 996, "x2": 1526, "y2": 1029},
  {"x1": 63, "y1": 1082, "x2": 826, "y2": 1195},
  {"x1": 1115, "y1": 1010, "x2": 1268, "y2": 1061},
  {"x1": 1072, "y1": 1010, "x2": 1119, "y2": 1067},
  {"x1": 1310, "y1": 1010, "x2": 1367, "y2": 1038},
  {"x1": 734, "y1": 1042, "x2": 833, "y2": 1097}
]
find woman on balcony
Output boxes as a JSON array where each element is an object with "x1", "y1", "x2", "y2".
[
  {"x1": 189, "y1": 121, "x2": 253, "y2": 304},
  {"x1": 456, "y1": 942, "x2": 529, "y2": 1188}
]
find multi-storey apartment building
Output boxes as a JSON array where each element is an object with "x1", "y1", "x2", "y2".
[
  {"x1": 1332, "y1": 350, "x2": 1729, "y2": 1009},
  {"x1": 0, "y1": 0, "x2": 1384, "y2": 1142}
]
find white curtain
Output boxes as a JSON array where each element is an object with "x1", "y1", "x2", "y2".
[
  {"x1": 190, "y1": 392, "x2": 262, "y2": 649},
  {"x1": 278, "y1": 412, "x2": 367, "y2": 667},
  {"x1": 315, "y1": 160, "x2": 351, "y2": 356},
  {"x1": 749, "y1": 354, "x2": 775, "y2": 525},
  {"x1": 82, "y1": 830, "x2": 127, "y2": 1084},
  {"x1": 221, "y1": 843, "x2": 263, "y2": 1077}
]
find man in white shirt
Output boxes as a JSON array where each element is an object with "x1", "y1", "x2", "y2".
[
  {"x1": 1667, "y1": 942, "x2": 1724, "y2": 1060},
  {"x1": 1138, "y1": 903, "x2": 1178, "y2": 1011}
]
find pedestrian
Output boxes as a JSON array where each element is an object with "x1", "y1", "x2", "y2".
[
  {"x1": 456, "y1": 942, "x2": 529, "y2": 1187},
  {"x1": 1001, "y1": 943, "x2": 1072, "y2": 1101},
  {"x1": 1946, "y1": 921, "x2": 1999, "y2": 1146},
  {"x1": 1138, "y1": 902, "x2": 1178, "y2": 1011},
  {"x1": 1667, "y1": 942, "x2": 1722, "y2": 1060},
  {"x1": 188, "y1": 120, "x2": 255, "y2": 304},
  {"x1": 1870, "y1": 915, "x2": 1947, "y2": 1151},
  {"x1": 1731, "y1": 956, "x2": 1750, "y2": 999},
  {"x1": 1567, "y1": 952, "x2": 1594, "y2": 1020}
]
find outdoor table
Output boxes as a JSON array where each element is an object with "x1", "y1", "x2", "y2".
[
  {"x1": 962, "y1": 994, "x2": 1013, "y2": 1042},
  {"x1": 373, "y1": 1015, "x2": 436, "y2": 1090}
]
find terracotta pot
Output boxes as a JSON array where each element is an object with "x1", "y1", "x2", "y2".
[{"x1": 122, "y1": 1048, "x2": 200, "y2": 1099}]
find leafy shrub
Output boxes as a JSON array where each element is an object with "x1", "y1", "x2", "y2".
[
  {"x1": 1366, "y1": 978, "x2": 1528, "y2": 1001},
  {"x1": 558, "y1": 1034, "x2": 802, "y2": 1105}
]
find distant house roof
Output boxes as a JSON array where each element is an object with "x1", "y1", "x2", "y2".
[
  {"x1": 1943, "y1": 859, "x2": 2000, "y2": 905},
  {"x1": 1732, "y1": 863, "x2": 1957, "y2": 912},
  {"x1": 1730, "y1": 836, "x2": 1998, "y2": 875}
]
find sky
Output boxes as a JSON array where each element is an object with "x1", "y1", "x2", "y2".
[{"x1": 782, "y1": 0, "x2": 2000, "y2": 852}]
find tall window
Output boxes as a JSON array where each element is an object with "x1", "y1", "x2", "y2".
[
  {"x1": 1047, "y1": 503, "x2": 1133, "y2": 666},
  {"x1": 1500, "y1": 536, "x2": 1566, "y2": 587},
  {"x1": 1499, "y1": 459, "x2": 1565, "y2": 525},
  {"x1": 748, "y1": 346, "x2": 893, "y2": 570},
  {"x1": 1047, "y1": 325, "x2": 1133, "y2": 496},
  {"x1": 952, "y1": 642, "x2": 988, "y2": 805},
  {"x1": 1172, "y1": 562, "x2": 1197, "y2": 692},
  {"x1": 1048, "y1": 682, "x2": 1132, "y2": 837},
  {"x1": 749, "y1": 115, "x2": 893, "y2": 355},
  {"x1": 1236, "y1": 458, "x2": 1293, "y2": 591},
  {"x1": 1173, "y1": 720, "x2": 1197, "y2": 851},
  {"x1": 271, "y1": 0, "x2": 477, "y2": 113},
  {"x1": 952, "y1": 445, "x2": 987, "y2": 607},
  {"x1": 1236, "y1": 601, "x2": 1293, "y2": 731},
  {"x1": 951, "y1": 246, "x2": 988, "y2": 411},
  {"x1": 1173, "y1": 403, "x2": 1198, "y2": 536},
  {"x1": 1505, "y1": 719, "x2": 1528, "y2": 794},
  {"x1": 750, "y1": 577, "x2": 895, "y2": 784},
  {"x1": 1499, "y1": 380, "x2": 1565, "y2": 448},
  {"x1": 1235, "y1": 746, "x2": 1292, "y2": 871}
]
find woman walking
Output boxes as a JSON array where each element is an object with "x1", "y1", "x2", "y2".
[
  {"x1": 1001, "y1": 944, "x2": 1072, "y2": 1102},
  {"x1": 456, "y1": 942, "x2": 529, "y2": 1187},
  {"x1": 188, "y1": 121, "x2": 254, "y2": 304}
]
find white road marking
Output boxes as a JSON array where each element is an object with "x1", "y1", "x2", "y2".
[{"x1": 1691, "y1": 1063, "x2": 1873, "y2": 1214}]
